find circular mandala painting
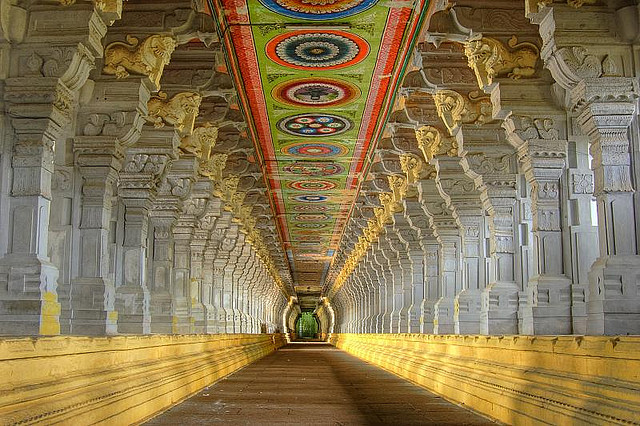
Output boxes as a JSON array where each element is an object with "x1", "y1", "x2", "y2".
[
  {"x1": 291, "y1": 194, "x2": 329, "y2": 203},
  {"x1": 266, "y1": 31, "x2": 369, "y2": 70},
  {"x1": 273, "y1": 78, "x2": 359, "y2": 107},
  {"x1": 283, "y1": 161, "x2": 344, "y2": 176},
  {"x1": 288, "y1": 179, "x2": 337, "y2": 191},
  {"x1": 277, "y1": 114, "x2": 352, "y2": 137},
  {"x1": 281, "y1": 142, "x2": 349, "y2": 158},
  {"x1": 260, "y1": 0, "x2": 377, "y2": 20}
]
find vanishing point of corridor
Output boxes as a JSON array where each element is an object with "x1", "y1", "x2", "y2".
[{"x1": 146, "y1": 343, "x2": 495, "y2": 425}]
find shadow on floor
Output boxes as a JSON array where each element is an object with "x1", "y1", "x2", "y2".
[{"x1": 145, "y1": 343, "x2": 499, "y2": 425}]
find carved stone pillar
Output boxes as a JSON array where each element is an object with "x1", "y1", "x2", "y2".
[
  {"x1": 0, "y1": 1, "x2": 112, "y2": 335},
  {"x1": 220, "y1": 227, "x2": 239, "y2": 334},
  {"x1": 379, "y1": 232, "x2": 402, "y2": 333},
  {"x1": 573, "y1": 78, "x2": 640, "y2": 334},
  {"x1": 189, "y1": 230, "x2": 207, "y2": 333},
  {"x1": 504, "y1": 115, "x2": 572, "y2": 334},
  {"x1": 372, "y1": 244, "x2": 392, "y2": 333},
  {"x1": 418, "y1": 179, "x2": 461, "y2": 334},
  {"x1": 148, "y1": 160, "x2": 195, "y2": 334},
  {"x1": 460, "y1": 139, "x2": 521, "y2": 334},
  {"x1": 422, "y1": 239, "x2": 440, "y2": 334},
  {"x1": 435, "y1": 157, "x2": 486, "y2": 334},
  {"x1": 565, "y1": 135, "x2": 599, "y2": 334}
]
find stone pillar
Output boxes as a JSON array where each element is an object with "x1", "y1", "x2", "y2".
[
  {"x1": 435, "y1": 157, "x2": 486, "y2": 334},
  {"x1": 573, "y1": 78, "x2": 640, "y2": 334},
  {"x1": 189, "y1": 230, "x2": 207, "y2": 333},
  {"x1": 220, "y1": 227, "x2": 239, "y2": 333},
  {"x1": 565, "y1": 135, "x2": 599, "y2": 334},
  {"x1": 373, "y1": 246, "x2": 392, "y2": 333},
  {"x1": 0, "y1": 117, "x2": 62, "y2": 335},
  {"x1": 422, "y1": 240, "x2": 440, "y2": 334},
  {"x1": 450, "y1": 124, "x2": 521, "y2": 335},
  {"x1": 71, "y1": 139, "x2": 123, "y2": 335},
  {"x1": 148, "y1": 161, "x2": 195, "y2": 334},
  {"x1": 504, "y1": 115, "x2": 572, "y2": 334},
  {"x1": 418, "y1": 178, "x2": 461, "y2": 334}
]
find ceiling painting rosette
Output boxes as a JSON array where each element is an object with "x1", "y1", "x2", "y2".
[{"x1": 208, "y1": 0, "x2": 432, "y2": 290}]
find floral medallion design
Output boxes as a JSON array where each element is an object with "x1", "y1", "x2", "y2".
[
  {"x1": 272, "y1": 78, "x2": 359, "y2": 107},
  {"x1": 266, "y1": 31, "x2": 369, "y2": 70},
  {"x1": 283, "y1": 161, "x2": 344, "y2": 176},
  {"x1": 281, "y1": 142, "x2": 349, "y2": 157},
  {"x1": 277, "y1": 114, "x2": 352, "y2": 137},
  {"x1": 260, "y1": 0, "x2": 377, "y2": 20},
  {"x1": 288, "y1": 179, "x2": 337, "y2": 191}
]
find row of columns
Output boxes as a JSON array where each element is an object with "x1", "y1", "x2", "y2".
[
  {"x1": 0, "y1": 0, "x2": 291, "y2": 336},
  {"x1": 328, "y1": 0, "x2": 640, "y2": 336}
]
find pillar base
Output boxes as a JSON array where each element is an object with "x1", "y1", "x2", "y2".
[
  {"x1": 420, "y1": 300, "x2": 436, "y2": 334},
  {"x1": 587, "y1": 255, "x2": 640, "y2": 335},
  {"x1": 0, "y1": 256, "x2": 60, "y2": 335},
  {"x1": 520, "y1": 274, "x2": 572, "y2": 335},
  {"x1": 433, "y1": 297, "x2": 455, "y2": 334},
  {"x1": 455, "y1": 289, "x2": 482, "y2": 334},
  {"x1": 69, "y1": 278, "x2": 118, "y2": 335},
  {"x1": 115, "y1": 285, "x2": 150, "y2": 334},
  {"x1": 480, "y1": 282, "x2": 519, "y2": 335}
]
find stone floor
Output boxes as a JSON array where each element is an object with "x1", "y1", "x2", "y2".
[{"x1": 146, "y1": 342, "x2": 498, "y2": 425}]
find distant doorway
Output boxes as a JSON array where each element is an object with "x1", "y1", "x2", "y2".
[{"x1": 295, "y1": 312, "x2": 319, "y2": 339}]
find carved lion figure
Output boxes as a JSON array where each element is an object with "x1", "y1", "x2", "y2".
[
  {"x1": 464, "y1": 36, "x2": 539, "y2": 87},
  {"x1": 147, "y1": 92, "x2": 202, "y2": 135},
  {"x1": 180, "y1": 123, "x2": 218, "y2": 159},
  {"x1": 103, "y1": 34, "x2": 176, "y2": 87}
]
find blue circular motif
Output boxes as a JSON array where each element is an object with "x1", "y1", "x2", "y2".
[
  {"x1": 278, "y1": 114, "x2": 352, "y2": 137},
  {"x1": 260, "y1": 0, "x2": 377, "y2": 20},
  {"x1": 292, "y1": 194, "x2": 329, "y2": 203}
]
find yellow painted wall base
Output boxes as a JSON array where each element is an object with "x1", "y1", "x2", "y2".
[
  {"x1": 330, "y1": 333, "x2": 640, "y2": 426},
  {"x1": 0, "y1": 333, "x2": 286, "y2": 425}
]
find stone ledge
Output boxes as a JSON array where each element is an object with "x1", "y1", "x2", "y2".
[
  {"x1": 0, "y1": 333, "x2": 286, "y2": 425},
  {"x1": 330, "y1": 333, "x2": 640, "y2": 425}
]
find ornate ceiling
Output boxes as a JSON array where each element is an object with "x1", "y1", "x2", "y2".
[{"x1": 207, "y1": 0, "x2": 432, "y2": 299}]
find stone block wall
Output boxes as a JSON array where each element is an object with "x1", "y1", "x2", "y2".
[
  {"x1": 0, "y1": 333, "x2": 285, "y2": 424},
  {"x1": 331, "y1": 333, "x2": 640, "y2": 425}
]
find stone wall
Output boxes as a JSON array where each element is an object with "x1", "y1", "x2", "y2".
[
  {"x1": 331, "y1": 333, "x2": 640, "y2": 425},
  {"x1": 0, "y1": 333, "x2": 285, "y2": 424}
]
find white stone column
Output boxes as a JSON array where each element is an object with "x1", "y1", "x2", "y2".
[{"x1": 573, "y1": 78, "x2": 640, "y2": 334}]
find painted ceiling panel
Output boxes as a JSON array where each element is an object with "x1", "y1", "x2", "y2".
[{"x1": 208, "y1": 0, "x2": 430, "y2": 288}]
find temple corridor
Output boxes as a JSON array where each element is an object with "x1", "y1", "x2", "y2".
[
  {"x1": 1, "y1": 0, "x2": 640, "y2": 424},
  {"x1": 146, "y1": 342, "x2": 495, "y2": 425}
]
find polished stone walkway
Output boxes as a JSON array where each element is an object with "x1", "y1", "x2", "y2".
[{"x1": 146, "y1": 342, "x2": 497, "y2": 425}]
